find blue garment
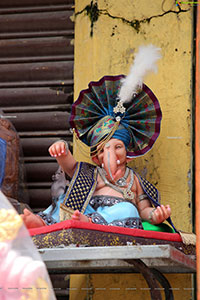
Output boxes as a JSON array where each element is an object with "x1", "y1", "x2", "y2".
[
  {"x1": 41, "y1": 193, "x2": 140, "y2": 225},
  {"x1": 84, "y1": 201, "x2": 140, "y2": 223},
  {"x1": 42, "y1": 193, "x2": 65, "y2": 223},
  {"x1": 112, "y1": 127, "x2": 131, "y2": 149}
]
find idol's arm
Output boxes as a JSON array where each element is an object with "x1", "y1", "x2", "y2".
[
  {"x1": 135, "y1": 176, "x2": 171, "y2": 224},
  {"x1": 48, "y1": 140, "x2": 77, "y2": 178}
]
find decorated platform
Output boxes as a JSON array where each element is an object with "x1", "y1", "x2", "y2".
[
  {"x1": 29, "y1": 220, "x2": 196, "y2": 300},
  {"x1": 29, "y1": 220, "x2": 195, "y2": 256}
]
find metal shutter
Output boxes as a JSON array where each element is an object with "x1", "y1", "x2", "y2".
[{"x1": 0, "y1": 0, "x2": 74, "y2": 212}]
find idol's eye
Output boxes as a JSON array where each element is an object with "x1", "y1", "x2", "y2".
[
  {"x1": 116, "y1": 144, "x2": 122, "y2": 149},
  {"x1": 99, "y1": 148, "x2": 104, "y2": 153}
]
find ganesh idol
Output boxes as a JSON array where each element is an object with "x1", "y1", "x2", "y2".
[{"x1": 21, "y1": 45, "x2": 177, "y2": 233}]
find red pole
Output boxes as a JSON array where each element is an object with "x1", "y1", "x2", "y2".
[{"x1": 195, "y1": 3, "x2": 200, "y2": 299}]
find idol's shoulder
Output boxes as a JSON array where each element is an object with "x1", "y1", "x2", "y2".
[{"x1": 131, "y1": 169, "x2": 160, "y2": 205}]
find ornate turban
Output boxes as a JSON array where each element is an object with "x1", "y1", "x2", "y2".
[{"x1": 70, "y1": 45, "x2": 162, "y2": 158}]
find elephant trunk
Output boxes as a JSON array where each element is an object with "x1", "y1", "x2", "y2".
[{"x1": 103, "y1": 148, "x2": 118, "y2": 182}]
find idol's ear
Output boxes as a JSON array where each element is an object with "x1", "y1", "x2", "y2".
[
  {"x1": 92, "y1": 156, "x2": 100, "y2": 166},
  {"x1": 126, "y1": 156, "x2": 134, "y2": 163}
]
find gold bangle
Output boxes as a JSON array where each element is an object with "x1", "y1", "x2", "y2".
[{"x1": 148, "y1": 208, "x2": 157, "y2": 223}]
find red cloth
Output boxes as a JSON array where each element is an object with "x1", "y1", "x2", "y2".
[{"x1": 29, "y1": 220, "x2": 182, "y2": 242}]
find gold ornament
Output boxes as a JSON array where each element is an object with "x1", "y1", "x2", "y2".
[
  {"x1": 123, "y1": 189, "x2": 135, "y2": 200},
  {"x1": 60, "y1": 203, "x2": 75, "y2": 221}
]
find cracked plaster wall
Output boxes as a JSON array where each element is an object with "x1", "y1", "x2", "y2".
[{"x1": 71, "y1": 1, "x2": 194, "y2": 299}]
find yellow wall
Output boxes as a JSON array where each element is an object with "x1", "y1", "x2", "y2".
[{"x1": 71, "y1": 0, "x2": 194, "y2": 299}]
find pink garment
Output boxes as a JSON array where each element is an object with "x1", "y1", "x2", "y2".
[{"x1": 0, "y1": 191, "x2": 55, "y2": 300}]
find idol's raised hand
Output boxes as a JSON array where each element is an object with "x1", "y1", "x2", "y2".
[
  {"x1": 150, "y1": 205, "x2": 171, "y2": 224},
  {"x1": 48, "y1": 140, "x2": 68, "y2": 158},
  {"x1": 48, "y1": 140, "x2": 77, "y2": 179}
]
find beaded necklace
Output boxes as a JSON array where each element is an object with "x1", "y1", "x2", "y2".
[{"x1": 97, "y1": 167, "x2": 135, "y2": 201}]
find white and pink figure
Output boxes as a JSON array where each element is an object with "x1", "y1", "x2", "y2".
[{"x1": 0, "y1": 191, "x2": 56, "y2": 300}]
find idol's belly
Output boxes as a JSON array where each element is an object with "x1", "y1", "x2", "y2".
[{"x1": 93, "y1": 185, "x2": 137, "y2": 205}]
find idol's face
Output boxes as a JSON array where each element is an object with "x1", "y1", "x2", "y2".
[{"x1": 93, "y1": 138, "x2": 128, "y2": 182}]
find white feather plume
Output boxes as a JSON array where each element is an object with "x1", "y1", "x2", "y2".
[{"x1": 118, "y1": 44, "x2": 161, "y2": 103}]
